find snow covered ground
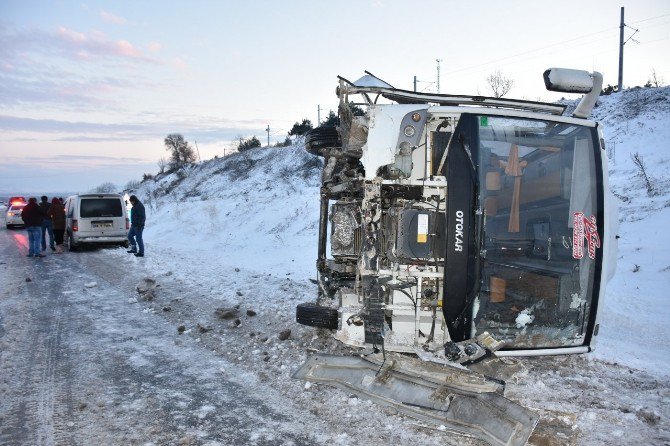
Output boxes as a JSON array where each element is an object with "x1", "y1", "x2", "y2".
[
  {"x1": 139, "y1": 147, "x2": 321, "y2": 280},
  {"x1": 118, "y1": 86, "x2": 670, "y2": 444},
  {"x1": 588, "y1": 86, "x2": 670, "y2": 375}
]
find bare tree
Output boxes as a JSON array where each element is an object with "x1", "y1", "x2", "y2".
[
  {"x1": 157, "y1": 157, "x2": 167, "y2": 174},
  {"x1": 164, "y1": 134, "x2": 196, "y2": 169},
  {"x1": 486, "y1": 70, "x2": 514, "y2": 98},
  {"x1": 92, "y1": 182, "x2": 117, "y2": 193},
  {"x1": 650, "y1": 68, "x2": 664, "y2": 88},
  {"x1": 631, "y1": 152, "x2": 655, "y2": 196},
  {"x1": 124, "y1": 179, "x2": 141, "y2": 191}
]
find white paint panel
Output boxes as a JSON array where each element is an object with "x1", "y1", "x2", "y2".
[{"x1": 362, "y1": 104, "x2": 428, "y2": 180}]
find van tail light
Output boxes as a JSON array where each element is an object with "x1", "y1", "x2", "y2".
[
  {"x1": 125, "y1": 218, "x2": 130, "y2": 230},
  {"x1": 72, "y1": 219, "x2": 78, "y2": 232}
]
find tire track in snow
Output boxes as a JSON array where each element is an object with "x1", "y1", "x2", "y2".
[
  {"x1": 1, "y1": 232, "x2": 473, "y2": 445},
  {"x1": 0, "y1": 232, "x2": 45, "y2": 445},
  {"x1": 0, "y1": 245, "x2": 76, "y2": 445},
  {"x1": 67, "y1": 250, "x2": 333, "y2": 444}
]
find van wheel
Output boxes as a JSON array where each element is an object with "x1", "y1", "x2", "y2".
[
  {"x1": 66, "y1": 233, "x2": 78, "y2": 252},
  {"x1": 296, "y1": 302, "x2": 339, "y2": 329}
]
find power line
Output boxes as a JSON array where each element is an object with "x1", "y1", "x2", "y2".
[
  {"x1": 502, "y1": 33, "x2": 619, "y2": 68},
  {"x1": 443, "y1": 11, "x2": 670, "y2": 78},
  {"x1": 503, "y1": 22, "x2": 666, "y2": 77},
  {"x1": 628, "y1": 12, "x2": 670, "y2": 25},
  {"x1": 638, "y1": 36, "x2": 670, "y2": 45},
  {"x1": 626, "y1": 20, "x2": 670, "y2": 33},
  {"x1": 444, "y1": 34, "x2": 618, "y2": 85},
  {"x1": 444, "y1": 27, "x2": 618, "y2": 76},
  {"x1": 420, "y1": 82, "x2": 435, "y2": 93}
]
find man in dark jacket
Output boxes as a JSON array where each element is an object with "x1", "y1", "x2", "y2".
[
  {"x1": 21, "y1": 197, "x2": 45, "y2": 257},
  {"x1": 39, "y1": 195, "x2": 55, "y2": 251},
  {"x1": 127, "y1": 195, "x2": 146, "y2": 257}
]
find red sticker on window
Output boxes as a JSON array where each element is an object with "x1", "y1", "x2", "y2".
[{"x1": 573, "y1": 212, "x2": 600, "y2": 260}]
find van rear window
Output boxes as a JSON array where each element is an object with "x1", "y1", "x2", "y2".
[{"x1": 80, "y1": 199, "x2": 123, "y2": 218}]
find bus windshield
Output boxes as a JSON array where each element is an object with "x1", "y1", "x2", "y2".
[{"x1": 473, "y1": 115, "x2": 602, "y2": 349}]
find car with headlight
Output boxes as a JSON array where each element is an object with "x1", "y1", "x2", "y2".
[
  {"x1": 5, "y1": 203, "x2": 26, "y2": 228},
  {"x1": 8, "y1": 196, "x2": 26, "y2": 206}
]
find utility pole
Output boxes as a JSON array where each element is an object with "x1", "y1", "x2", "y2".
[
  {"x1": 617, "y1": 7, "x2": 639, "y2": 93},
  {"x1": 317, "y1": 105, "x2": 321, "y2": 125},
  {"x1": 266, "y1": 125, "x2": 270, "y2": 147},
  {"x1": 617, "y1": 6, "x2": 626, "y2": 91},
  {"x1": 413, "y1": 76, "x2": 417, "y2": 92},
  {"x1": 436, "y1": 59, "x2": 443, "y2": 93}
]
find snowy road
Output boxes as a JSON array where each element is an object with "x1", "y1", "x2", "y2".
[
  {"x1": 0, "y1": 229, "x2": 339, "y2": 445},
  {"x1": 0, "y1": 228, "x2": 481, "y2": 446},
  {"x1": 1, "y1": 225, "x2": 669, "y2": 445}
]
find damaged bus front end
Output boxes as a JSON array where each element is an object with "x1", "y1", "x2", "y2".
[{"x1": 296, "y1": 68, "x2": 618, "y2": 362}]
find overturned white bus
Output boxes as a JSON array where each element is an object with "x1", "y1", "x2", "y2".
[{"x1": 296, "y1": 68, "x2": 618, "y2": 362}]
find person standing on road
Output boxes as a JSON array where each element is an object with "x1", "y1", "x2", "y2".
[
  {"x1": 48, "y1": 197, "x2": 66, "y2": 254},
  {"x1": 127, "y1": 195, "x2": 146, "y2": 257},
  {"x1": 21, "y1": 197, "x2": 45, "y2": 258},
  {"x1": 39, "y1": 195, "x2": 55, "y2": 252}
]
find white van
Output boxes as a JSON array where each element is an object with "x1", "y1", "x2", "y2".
[{"x1": 64, "y1": 193, "x2": 129, "y2": 251}]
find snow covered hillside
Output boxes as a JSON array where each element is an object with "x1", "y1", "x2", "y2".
[
  {"x1": 589, "y1": 86, "x2": 670, "y2": 375},
  {"x1": 132, "y1": 86, "x2": 670, "y2": 378},
  {"x1": 137, "y1": 146, "x2": 322, "y2": 278}
]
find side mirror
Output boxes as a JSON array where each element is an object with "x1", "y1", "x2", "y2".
[
  {"x1": 543, "y1": 68, "x2": 595, "y2": 93},
  {"x1": 543, "y1": 68, "x2": 603, "y2": 118}
]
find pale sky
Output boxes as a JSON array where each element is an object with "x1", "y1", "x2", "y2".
[{"x1": 1, "y1": 0, "x2": 668, "y2": 192}]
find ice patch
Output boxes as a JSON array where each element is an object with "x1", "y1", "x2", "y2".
[
  {"x1": 84, "y1": 282, "x2": 98, "y2": 288},
  {"x1": 197, "y1": 404, "x2": 216, "y2": 419},
  {"x1": 515, "y1": 308, "x2": 534, "y2": 328},
  {"x1": 570, "y1": 293, "x2": 584, "y2": 310}
]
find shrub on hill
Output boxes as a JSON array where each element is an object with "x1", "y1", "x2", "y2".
[{"x1": 238, "y1": 136, "x2": 262, "y2": 152}]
